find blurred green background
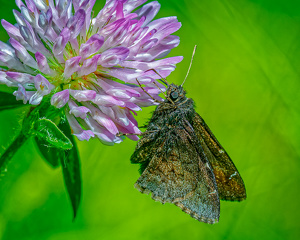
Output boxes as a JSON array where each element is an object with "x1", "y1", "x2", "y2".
[{"x1": 0, "y1": 0, "x2": 300, "y2": 239}]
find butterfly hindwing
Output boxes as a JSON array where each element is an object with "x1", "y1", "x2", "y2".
[{"x1": 192, "y1": 112, "x2": 246, "y2": 201}]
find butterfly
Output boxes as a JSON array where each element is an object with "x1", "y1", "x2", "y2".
[{"x1": 130, "y1": 47, "x2": 246, "y2": 224}]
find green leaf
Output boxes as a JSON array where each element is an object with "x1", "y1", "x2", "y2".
[
  {"x1": 58, "y1": 120, "x2": 81, "y2": 220},
  {"x1": 34, "y1": 137, "x2": 61, "y2": 168},
  {"x1": 0, "y1": 91, "x2": 25, "y2": 111},
  {"x1": 34, "y1": 118, "x2": 73, "y2": 150},
  {"x1": 34, "y1": 117, "x2": 82, "y2": 219}
]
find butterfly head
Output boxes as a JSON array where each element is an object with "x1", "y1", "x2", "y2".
[{"x1": 165, "y1": 83, "x2": 187, "y2": 103}]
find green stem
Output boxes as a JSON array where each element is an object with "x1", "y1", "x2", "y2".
[{"x1": 0, "y1": 131, "x2": 28, "y2": 173}]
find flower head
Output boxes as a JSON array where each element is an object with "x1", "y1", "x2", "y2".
[{"x1": 0, "y1": 0, "x2": 183, "y2": 145}]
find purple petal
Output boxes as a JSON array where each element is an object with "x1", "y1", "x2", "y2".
[
  {"x1": 43, "y1": 9, "x2": 59, "y2": 41},
  {"x1": 97, "y1": 79, "x2": 136, "y2": 99},
  {"x1": 77, "y1": 54, "x2": 101, "y2": 77},
  {"x1": 68, "y1": 100, "x2": 91, "y2": 119},
  {"x1": 13, "y1": 9, "x2": 26, "y2": 26},
  {"x1": 25, "y1": 0, "x2": 38, "y2": 12},
  {"x1": 9, "y1": 38, "x2": 38, "y2": 69},
  {"x1": 1, "y1": 19, "x2": 24, "y2": 44},
  {"x1": 147, "y1": 16, "x2": 179, "y2": 32},
  {"x1": 64, "y1": 56, "x2": 81, "y2": 79},
  {"x1": 69, "y1": 89, "x2": 96, "y2": 102},
  {"x1": 99, "y1": 47, "x2": 129, "y2": 68},
  {"x1": 35, "y1": 52, "x2": 54, "y2": 75},
  {"x1": 85, "y1": 102, "x2": 119, "y2": 135},
  {"x1": 0, "y1": 53, "x2": 23, "y2": 71},
  {"x1": 93, "y1": 94, "x2": 125, "y2": 107},
  {"x1": 6, "y1": 72, "x2": 34, "y2": 85},
  {"x1": 0, "y1": 41, "x2": 28, "y2": 71},
  {"x1": 13, "y1": 84, "x2": 35, "y2": 104},
  {"x1": 20, "y1": 6, "x2": 34, "y2": 24},
  {"x1": 112, "y1": 106, "x2": 129, "y2": 126},
  {"x1": 0, "y1": 41, "x2": 15, "y2": 57},
  {"x1": 83, "y1": 117, "x2": 119, "y2": 145},
  {"x1": 67, "y1": 9, "x2": 86, "y2": 39},
  {"x1": 130, "y1": 97, "x2": 158, "y2": 107},
  {"x1": 134, "y1": 1, "x2": 161, "y2": 27},
  {"x1": 116, "y1": 122, "x2": 141, "y2": 141},
  {"x1": 125, "y1": 102, "x2": 142, "y2": 111},
  {"x1": 106, "y1": 89, "x2": 132, "y2": 100},
  {"x1": 98, "y1": 105, "x2": 116, "y2": 119},
  {"x1": 138, "y1": 39, "x2": 158, "y2": 53},
  {"x1": 34, "y1": 74, "x2": 54, "y2": 94},
  {"x1": 137, "y1": 43, "x2": 180, "y2": 61},
  {"x1": 51, "y1": 89, "x2": 70, "y2": 108},
  {"x1": 66, "y1": 111, "x2": 94, "y2": 141},
  {"x1": 16, "y1": 0, "x2": 25, "y2": 9},
  {"x1": 29, "y1": 91, "x2": 44, "y2": 105},
  {"x1": 135, "y1": 76, "x2": 155, "y2": 84},
  {"x1": 53, "y1": 27, "x2": 70, "y2": 56},
  {"x1": 74, "y1": 130, "x2": 95, "y2": 141},
  {"x1": 99, "y1": 18, "x2": 126, "y2": 37},
  {"x1": 79, "y1": 34, "x2": 104, "y2": 59},
  {"x1": 0, "y1": 71, "x2": 8, "y2": 85},
  {"x1": 101, "y1": 20, "x2": 131, "y2": 48},
  {"x1": 19, "y1": 25, "x2": 34, "y2": 47},
  {"x1": 38, "y1": 11, "x2": 48, "y2": 30},
  {"x1": 13, "y1": 84, "x2": 28, "y2": 103},
  {"x1": 105, "y1": 68, "x2": 143, "y2": 83},
  {"x1": 33, "y1": 0, "x2": 48, "y2": 11},
  {"x1": 123, "y1": 0, "x2": 147, "y2": 13}
]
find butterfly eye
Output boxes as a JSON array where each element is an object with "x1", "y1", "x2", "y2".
[{"x1": 170, "y1": 91, "x2": 179, "y2": 100}]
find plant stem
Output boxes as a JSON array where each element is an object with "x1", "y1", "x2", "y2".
[{"x1": 0, "y1": 131, "x2": 28, "y2": 173}]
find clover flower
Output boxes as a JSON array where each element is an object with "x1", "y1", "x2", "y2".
[{"x1": 0, "y1": 0, "x2": 182, "y2": 145}]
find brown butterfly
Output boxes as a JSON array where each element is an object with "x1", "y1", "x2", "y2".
[{"x1": 130, "y1": 46, "x2": 246, "y2": 224}]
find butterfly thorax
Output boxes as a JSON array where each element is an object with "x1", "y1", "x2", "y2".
[{"x1": 147, "y1": 84, "x2": 195, "y2": 130}]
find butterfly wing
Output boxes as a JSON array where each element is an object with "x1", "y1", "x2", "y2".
[
  {"x1": 131, "y1": 130, "x2": 158, "y2": 173},
  {"x1": 133, "y1": 120, "x2": 220, "y2": 224},
  {"x1": 192, "y1": 113, "x2": 246, "y2": 201}
]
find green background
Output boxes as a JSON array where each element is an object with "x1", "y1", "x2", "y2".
[{"x1": 0, "y1": 0, "x2": 300, "y2": 239}]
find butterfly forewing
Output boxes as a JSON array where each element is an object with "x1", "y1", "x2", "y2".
[{"x1": 191, "y1": 112, "x2": 246, "y2": 201}]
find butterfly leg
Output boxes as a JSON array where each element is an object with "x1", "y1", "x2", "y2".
[
  {"x1": 136, "y1": 79, "x2": 164, "y2": 104},
  {"x1": 117, "y1": 130, "x2": 158, "y2": 137}
]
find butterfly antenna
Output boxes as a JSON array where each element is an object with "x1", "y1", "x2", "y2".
[
  {"x1": 181, "y1": 45, "x2": 197, "y2": 86},
  {"x1": 146, "y1": 69, "x2": 169, "y2": 86}
]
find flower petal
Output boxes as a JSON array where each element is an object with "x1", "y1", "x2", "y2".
[
  {"x1": 134, "y1": 1, "x2": 161, "y2": 27},
  {"x1": 53, "y1": 27, "x2": 70, "y2": 56},
  {"x1": 66, "y1": 111, "x2": 94, "y2": 141},
  {"x1": 64, "y1": 56, "x2": 81, "y2": 79},
  {"x1": 69, "y1": 89, "x2": 96, "y2": 102},
  {"x1": 93, "y1": 94, "x2": 125, "y2": 107},
  {"x1": 77, "y1": 54, "x2": 101, "y2": 77},
  {"x1": 9, "y1": 38, "x2": 38, "y2": 69},
  {"x1": 51, "y1": 89, "x2": 70, "y2": 108},
  {"x1": 34, "y1": 74, "x2": 54, "y2": 94},
  {"x1": 99, "y1": 47, "x2": 129, "y2": 68},
  {"x1": 85, "y1": 102, "x2": 119, "y2": 135},
  {"x1": 13, "y1": 84, "x2": 32, "y2": 104},
  {"x1": 68, "y1": 100, "x2": 91, "y2": 119},
  {"x1": 79, "y1": 34, "x2": 104, "y2": 59},
  {"x1": 35, "y1": 52, "x2": 54, "y2": 75},
  {"x1": 67, "y1": 9, "x2": 86, "y2": 39}
]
